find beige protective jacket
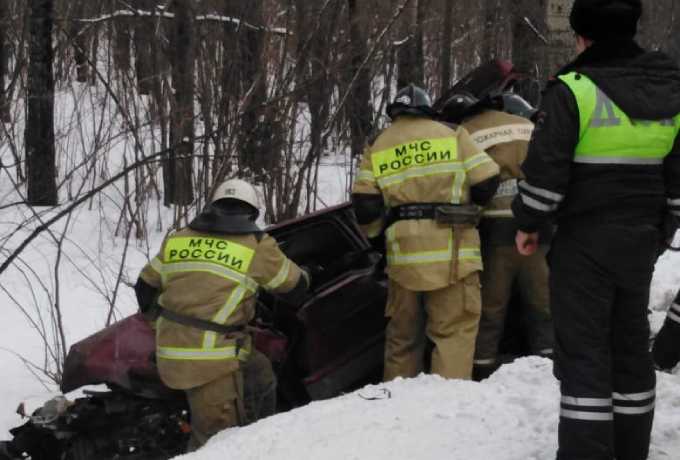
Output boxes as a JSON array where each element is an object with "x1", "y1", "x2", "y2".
[
  {"x1": 462, "y1": 110, "x2": 534, "y2": 217},
  {"x1": 139, "y1": 228, "x2": 304, "y2": 389},
  {"x1": 352, "y1": 116, "x2": 499, "y2": 291}
]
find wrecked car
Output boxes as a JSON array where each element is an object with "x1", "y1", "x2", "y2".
[{"x1": 0, "y1": 203, "x2": 388, "y2": 460}]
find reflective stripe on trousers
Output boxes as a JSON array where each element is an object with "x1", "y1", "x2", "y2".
[{"x1": 560, "y1": 390, "x2": 655, "y2": 422}]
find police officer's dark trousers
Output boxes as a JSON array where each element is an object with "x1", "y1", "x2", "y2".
[{"x1": 549, "y1": 224, "x2": 657, "y2": 460}]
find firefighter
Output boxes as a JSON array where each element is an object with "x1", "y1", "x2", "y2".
[
  {"x1": 511, "y1": 1, "x2": 680, "y2": 459},
  {"x1": 439, "y1": 90, "x2": 554, "y2": 381},
  {"x1": 652, "y1": 289, "x2": 680, "y2": 371},
  {"x1": 352, "y1": 84, "x2": 500, "y2": 381},
  {"x1": 135, "y1": 179, "x2": 309, "y2": 451}
]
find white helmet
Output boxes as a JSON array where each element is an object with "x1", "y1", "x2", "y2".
[{"x1": 211, "y1": 178, "x2": 260, "y2": 211}]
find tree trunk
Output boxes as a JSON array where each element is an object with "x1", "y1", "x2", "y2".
[
  {"x1": 167, "y1": 0, "x2": 195, "y2": 205},
  {"x1": 113, "y1": 16, "x2": 131, "y2": 73},
  {"x1": 670, "y1": 3, "x2": 680, "y2": 62},
  {"x1": 397, "y1": 0, "x2": 424, "y2": 88},
  {"x1": 134, "y1": 0, "x2": 153, "y2": 94},
  {"x1": 439, "y1": 0, "x2": 454, "y2": 94},
  {"x1": 26, "y1": 0, "x2": 57, "y2": 206},
  {"x1": 70, "y1": 1, "x2": 88, "y2": 82},
  {"x1": 346, "y1": 0, "x2": 373, "y2": 158},
  {"x1": 236, "y1": 0, "x2": 269, "y2": 176},
  {"x1": 0, "y1": 0, "x2": 9, "y2": 122},
  {"x1": 512, "y1": 0, "x2": 547, "y2": 106}
]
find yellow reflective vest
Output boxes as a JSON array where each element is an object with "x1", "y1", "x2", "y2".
[
  {"x1": 558, "y1": 72, "x2": 680, "y2": 164},
  {"x1": 139, "y1": 228, "x2": 304, "y2": 389},
  {"x1": 353, "y1": 116, "x2": 499, "y2": 291}
]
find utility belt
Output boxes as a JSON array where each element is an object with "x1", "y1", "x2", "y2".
[
  {"x1": 388, "y1": 203, "x2": 481, "y2": 226},
  {"x1": 159, "y1": 307, "x2": 246, "y2": 335}
]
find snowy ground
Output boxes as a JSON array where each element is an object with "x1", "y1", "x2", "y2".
[{"x1": 176, "y1": 357, "x2": 680, "y2": 460}]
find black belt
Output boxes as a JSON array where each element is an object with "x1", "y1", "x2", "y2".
[
  {"x1": 159, "y1": 307, "x2": 246, "y2": 335},
  {"x1": 389, "y1": 203, "x2": 449, "y2": 221},
  {"x1": 389, "y1": 203, "x2": 481, "y2": 226}
]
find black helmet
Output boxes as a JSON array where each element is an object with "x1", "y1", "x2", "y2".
[
  {"x1": 386, "y1": 84, "x2": 433, "y2": 120},
  {"x1": 439, "y1": 91, "x2": 485, "y2": 124},
  {"x1": 500, "y1": 93, "x2": 537, "y2": 120}
]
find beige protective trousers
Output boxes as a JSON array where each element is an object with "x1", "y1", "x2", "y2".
[
  {"x1": 474, "y1": 245, "x2": 553, "y2": 366},
  {"x1": 185, "y1": 370, "x2": 244, "y2": 452},
  {"x1": 185, "y1": 349, "x2": 276, "y2": 451},
  {"x1": 383, "y1": 273, "x2": 482, "y2": 381}
]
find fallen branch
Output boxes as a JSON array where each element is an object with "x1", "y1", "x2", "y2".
[
  {"x1": 0, "y1": 149, "x2": 171, "y2": 278},
  {"x1": 68, "y1": 8, "x2": 290, "y2": 35}
]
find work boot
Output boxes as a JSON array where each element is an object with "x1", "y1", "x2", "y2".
[{"x1": 472, "y1": 362, "x2": 499, "y2": 381}]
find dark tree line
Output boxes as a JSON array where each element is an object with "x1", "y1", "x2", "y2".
[{"x1": 8, "y1": 0, "x2": 680, "y2": 220}]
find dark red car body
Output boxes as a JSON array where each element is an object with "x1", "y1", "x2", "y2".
[{"x1": 61, "y1": 202, "x2": 388, "y2": 405}]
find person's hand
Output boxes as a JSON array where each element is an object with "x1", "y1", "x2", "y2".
[
  {"x1": 300, "y1": 263, "x2": 325, "y2": 283},
  {"x1": 516, "y1": 230, "x2": 539, "y2": 256}
]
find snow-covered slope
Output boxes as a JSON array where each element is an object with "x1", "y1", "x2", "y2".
[{"x1": 177, "y1": 358, "x2": 680, "y2": 460}]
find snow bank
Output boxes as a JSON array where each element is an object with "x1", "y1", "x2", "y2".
[{"x1": 177, "y1": 358, "x2": 680, "y2": 460}]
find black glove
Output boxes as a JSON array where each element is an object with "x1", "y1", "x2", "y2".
[
  {"x1": 300, "y1": 263, "x2": 325, "y2": 283},
  {"x1": 652, "y1": 319, "x2": 680, "y2": 370},
  {"x1": 135, "y1": 277, "x2": 161, "y2": 320},
  {"x1": 661, "y1": 214, "x2": 679, "y2": 252}
]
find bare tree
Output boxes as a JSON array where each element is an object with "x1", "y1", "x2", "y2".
[
  {"x1": 396, "y1": 0, "x2": 424, "y2": 88},
  {"x1": 167, "y1": 0, "x2": 195, "y2": 206},
  {"x1": 0, "y1": 0, "x2": 10, "y2": 122},
  {"x1": 69, "y1": 1, "x2": 88, "y2": 82},
  {"x1": 235, "y1": 0, "x2": 269, "y2": 176},
  {"x1": 438, "y1": 0, "x2": 454, "y2": 93},
  {"x1": 134, "y1": 0, "x2": 154, "y2": 95},
  {"x1": 346, "y1": 0, "x2": 374, "y2": 159},
  {"x1": 26, "y1": 0, "x2": 57, "y2": 206},
  {"x1": 512, "y1": 0, "x2": 548, "y2": 105}
]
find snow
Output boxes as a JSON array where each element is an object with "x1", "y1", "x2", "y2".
[{"x1": 177, "y1": 358, "x2": 680, "y2": 460}]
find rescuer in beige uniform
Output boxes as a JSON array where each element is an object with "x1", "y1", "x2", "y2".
[
  {"x1": 352, "y1": 85, "x2": 500, "y2": 380},
  {"x1": 440, "y1": 92, "x2": 554, "y2": 380},
  {"x1": 135, "y1": 179, "x2": 309, "y2": 450}
]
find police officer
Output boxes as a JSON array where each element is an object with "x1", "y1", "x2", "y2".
[
  {"x1": 352, "y1": 84, "x2": 500, "y2": 381},
  {"x1": 652, "y1": 289, "x2": 680, "y2": 371},
  {"x1": 135, "y1": 179, "x2": 309, "y2": 450},
  {"x1": 440, "y1": 90, "x2": 554, "y2": 381},
  {"x1": 511, "y1": 1, "x2": 680, "y2": 459}
]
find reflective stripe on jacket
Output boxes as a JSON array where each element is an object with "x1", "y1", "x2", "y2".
[
  {"x1": 462, "y1": 110, "x2": 533, "y2": 217},
  {"x1": 352, "y1": 116, "x2": 499, "y2": 291},
  {"x1": 139, "y1": 228, "x2": 303, "y2": 389}
]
